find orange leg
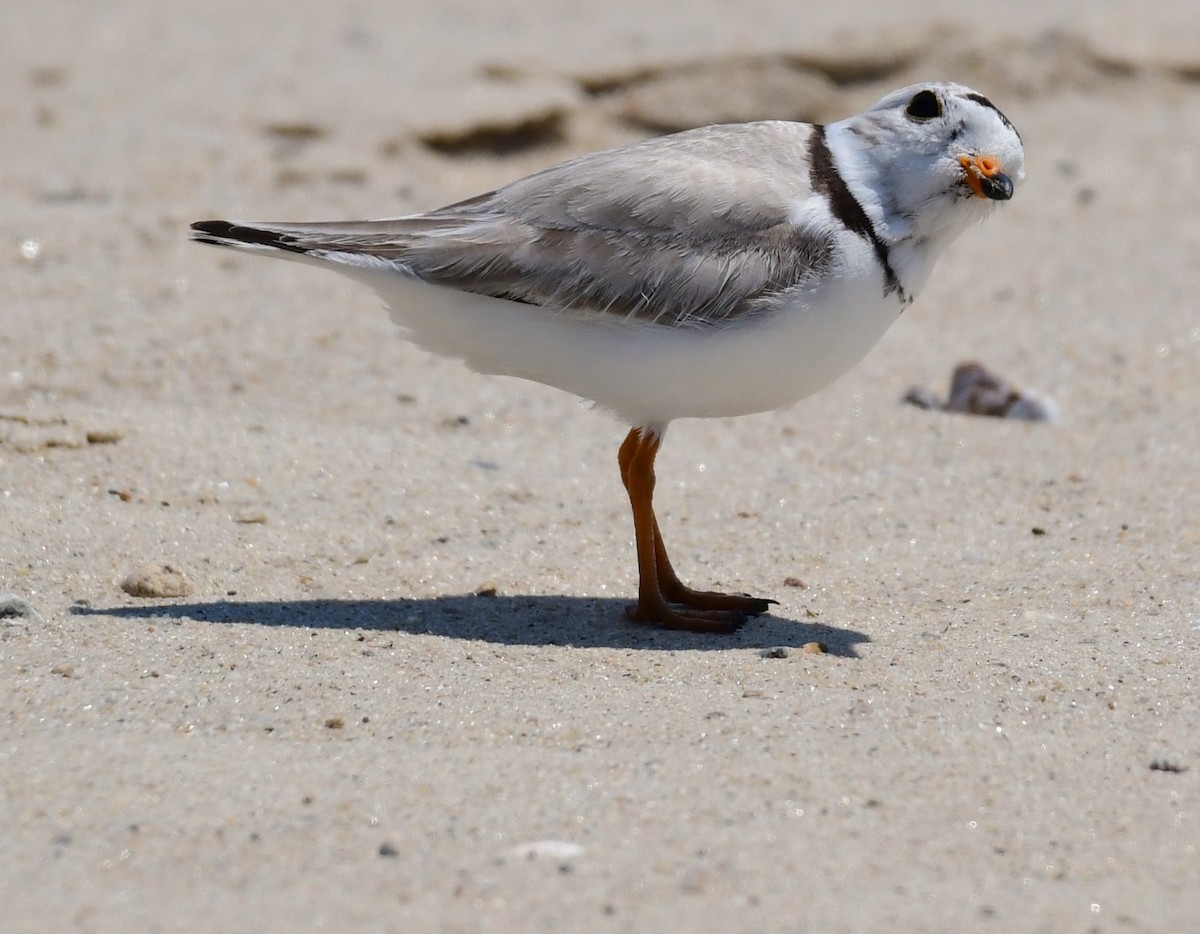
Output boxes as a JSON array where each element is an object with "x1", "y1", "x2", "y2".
[{"x1": 617, "y1": 427, "x2": 774, "y2": 633}]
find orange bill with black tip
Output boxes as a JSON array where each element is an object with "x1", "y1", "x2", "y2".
[{"x1": 959, "y1": 154, "x2": 1014, "y2": 201}]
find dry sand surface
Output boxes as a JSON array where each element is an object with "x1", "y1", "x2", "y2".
[{"x1": 3, "y1": 1, "x2": 1199, "y2": 931}]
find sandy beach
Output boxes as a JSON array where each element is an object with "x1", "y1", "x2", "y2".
[{"x1": 3, "y1": 1, "x2": 1198, "y2": 930}]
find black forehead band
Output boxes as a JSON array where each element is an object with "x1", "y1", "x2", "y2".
[{"x1": 962, "y1": 92, "x2": 1021, "y2": 142}]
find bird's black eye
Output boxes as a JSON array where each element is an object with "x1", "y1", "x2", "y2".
[{"x1": 905, "y1": 89, "x2": 942, "y2": 120}]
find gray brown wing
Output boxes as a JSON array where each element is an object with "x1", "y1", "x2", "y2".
[{"x1": 199, "y1": 122, "x2": 834, "y2": 327}]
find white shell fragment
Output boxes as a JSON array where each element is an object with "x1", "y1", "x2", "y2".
[{"x1": 510, "y1": 840, "x2": 586, "y2": 861}]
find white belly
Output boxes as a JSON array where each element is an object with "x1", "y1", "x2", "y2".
[{"x1": 359, "y1": 242, "x2": 907, "y2": 428}]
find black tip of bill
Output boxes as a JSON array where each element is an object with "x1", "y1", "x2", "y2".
[{"x1": 980, "y1": 172, "x2": 1014, "y2": 201}]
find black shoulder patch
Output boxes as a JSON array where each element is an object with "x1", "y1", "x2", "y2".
[{"x1": 807, "y1": 126, "x2": 904, "y2": 301}]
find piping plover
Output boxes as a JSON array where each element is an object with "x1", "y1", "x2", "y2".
[{"x1": 192, "y1": 81, "x2": 1024, "y2": 634}]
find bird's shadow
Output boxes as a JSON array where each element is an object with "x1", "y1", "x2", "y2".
[{"x1": 73, "y1": 595, "x2": 868, "y2": 655}]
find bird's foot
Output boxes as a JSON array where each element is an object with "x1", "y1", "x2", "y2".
[
  {"x1": 625, "y1": 583, "x2": 777, "y2": 633},
  {"x1": 658, "y1": 581, "x2": 776, "y2": 617},
  {"x1": 625, "y1": 600, "x2": 748, "y2": 634}
]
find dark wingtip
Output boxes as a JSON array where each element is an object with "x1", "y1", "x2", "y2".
[
  {"x1": 190, "y1": 219, "x2": 234, "y2": 236},
  {"x1": 188, "y1": 219, "x2": 305, "y2": 253}
]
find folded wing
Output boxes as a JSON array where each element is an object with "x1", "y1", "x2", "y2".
[{"x1": 192, "y1": 122, "x2": 833, "y2": 327}]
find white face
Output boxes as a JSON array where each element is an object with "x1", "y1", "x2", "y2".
[{"x1": 840, "y1": 82, "x2": 1026, "y2": 238}]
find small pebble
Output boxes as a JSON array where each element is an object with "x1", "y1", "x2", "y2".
[
  {"x1": 760, "y1": 646, "x2": 789, "y2": 659},
  {"x1": 474, "y1": 580, "x2": 499, "y2": 597},
  {"x1": 802, "y1": 641, "x2": 828, "y2": 655},
  {"x1": 378, "y1": 842, "x2": 399, "y2": 858},
  {"x1": 324, "y1": 717, "x2": 345, "y2": 729},
  {"x1": 0, "y1": 594, "x2": 42, "y2": 622},
  {"x1": 121, "y1": 563, "x2": 194, "y2": 598},
  {"x1": 783, "y1": 576, "x2": 807, "y2": 588}
]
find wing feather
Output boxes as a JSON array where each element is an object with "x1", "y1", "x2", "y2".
[{"x1": 203, "y1": 122, "x2": 836, "y2": 327}]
